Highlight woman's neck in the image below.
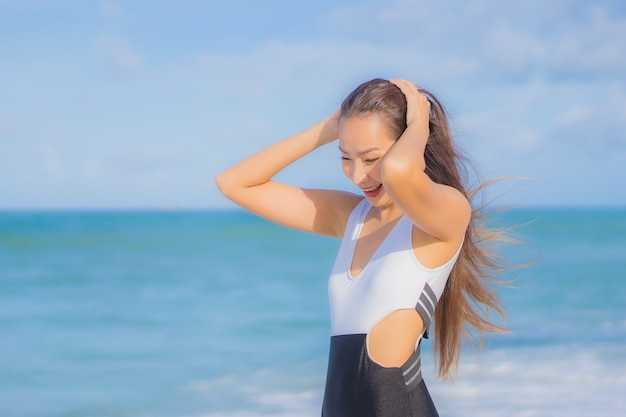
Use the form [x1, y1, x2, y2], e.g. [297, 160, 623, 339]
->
[369, 203, 403, 225]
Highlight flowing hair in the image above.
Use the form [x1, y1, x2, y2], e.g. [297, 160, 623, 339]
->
[340, 78, 513, 378]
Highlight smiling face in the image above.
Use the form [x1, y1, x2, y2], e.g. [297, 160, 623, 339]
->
[338, 115, 397, 207]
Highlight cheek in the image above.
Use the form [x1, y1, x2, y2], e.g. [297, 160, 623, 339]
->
[341, 160, 351, 178]
[370, 162, 383, 179]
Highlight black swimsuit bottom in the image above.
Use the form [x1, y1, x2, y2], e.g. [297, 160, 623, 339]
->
[321, 334, 439, 417]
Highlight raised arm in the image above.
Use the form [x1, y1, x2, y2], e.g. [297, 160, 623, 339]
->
[215, 110, 361, 238]
[381, 79, 471, 244]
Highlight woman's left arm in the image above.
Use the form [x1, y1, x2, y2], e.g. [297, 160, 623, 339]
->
[381, 79, 471, 243]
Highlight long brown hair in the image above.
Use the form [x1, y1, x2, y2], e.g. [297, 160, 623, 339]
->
[341, 78, 511, 378]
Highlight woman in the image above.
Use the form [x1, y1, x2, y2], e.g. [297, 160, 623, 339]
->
[216, 78, 507, 417]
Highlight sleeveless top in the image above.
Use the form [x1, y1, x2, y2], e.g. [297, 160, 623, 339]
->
[322, 199, 462, 417]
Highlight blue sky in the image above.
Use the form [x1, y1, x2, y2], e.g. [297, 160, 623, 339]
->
[1, 0, 625, 209]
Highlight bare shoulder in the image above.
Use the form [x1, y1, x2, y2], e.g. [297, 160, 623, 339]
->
[395, 179, 470, 242]
[445, 184, 472, 233]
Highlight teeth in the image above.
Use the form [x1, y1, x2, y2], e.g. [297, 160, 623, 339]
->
[363, 185, 380, 192]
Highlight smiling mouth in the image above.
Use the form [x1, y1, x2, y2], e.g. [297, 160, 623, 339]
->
[362, 184, 382, 198]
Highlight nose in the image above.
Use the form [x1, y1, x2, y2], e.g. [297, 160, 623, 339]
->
[350, 163, 368, 185]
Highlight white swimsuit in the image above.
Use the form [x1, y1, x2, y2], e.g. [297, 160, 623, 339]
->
[322, 199, 461, 417]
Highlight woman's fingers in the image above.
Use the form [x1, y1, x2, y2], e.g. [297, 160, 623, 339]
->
[390, 78, 418, 95]
[389, 78, 430, 127]
[318, 107, 341, 145]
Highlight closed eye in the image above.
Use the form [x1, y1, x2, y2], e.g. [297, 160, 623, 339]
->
[364, 158, 380, 164]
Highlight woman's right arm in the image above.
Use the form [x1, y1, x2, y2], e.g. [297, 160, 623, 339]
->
[215, 111, 361, 238]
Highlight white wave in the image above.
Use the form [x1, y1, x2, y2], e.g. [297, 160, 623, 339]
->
[426, 344, 626, 417]
[188, 345, 626, 417]
[182, 365, 323, 417]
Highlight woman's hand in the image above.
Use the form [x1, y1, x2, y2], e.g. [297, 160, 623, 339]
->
[389, 79, 430, 132]
[318, 107, 341, 146]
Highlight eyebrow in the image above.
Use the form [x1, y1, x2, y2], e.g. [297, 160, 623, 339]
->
[338, 145, 381, 156]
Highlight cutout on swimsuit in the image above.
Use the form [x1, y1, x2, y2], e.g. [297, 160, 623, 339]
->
[366, 308, 424, 368]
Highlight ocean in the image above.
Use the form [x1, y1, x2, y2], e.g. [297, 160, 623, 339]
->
[0, 208, 624, 417]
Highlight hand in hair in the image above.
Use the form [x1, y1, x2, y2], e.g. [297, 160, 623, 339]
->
[389, 79, 430, 133]
[318, 107, 342, 146]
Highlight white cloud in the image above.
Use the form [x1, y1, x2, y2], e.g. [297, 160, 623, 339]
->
[544, 5, 626, 79]
[146, 0, 625, 207]
[320, 0, 626, 84]
[99, 1, 123, 20]
[97, 34, 142, 77]
[3, 0, 625, 207]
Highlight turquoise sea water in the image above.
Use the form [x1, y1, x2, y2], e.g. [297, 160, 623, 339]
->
[1, 208, 625, 417]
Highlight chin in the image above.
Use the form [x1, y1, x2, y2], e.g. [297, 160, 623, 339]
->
[366, 194, 392, 208]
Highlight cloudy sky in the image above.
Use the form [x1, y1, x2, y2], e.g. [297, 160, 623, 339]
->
[1, 0, 625, 209]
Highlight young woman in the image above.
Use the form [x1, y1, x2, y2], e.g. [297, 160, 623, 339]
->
[216, 78, 507, 417]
